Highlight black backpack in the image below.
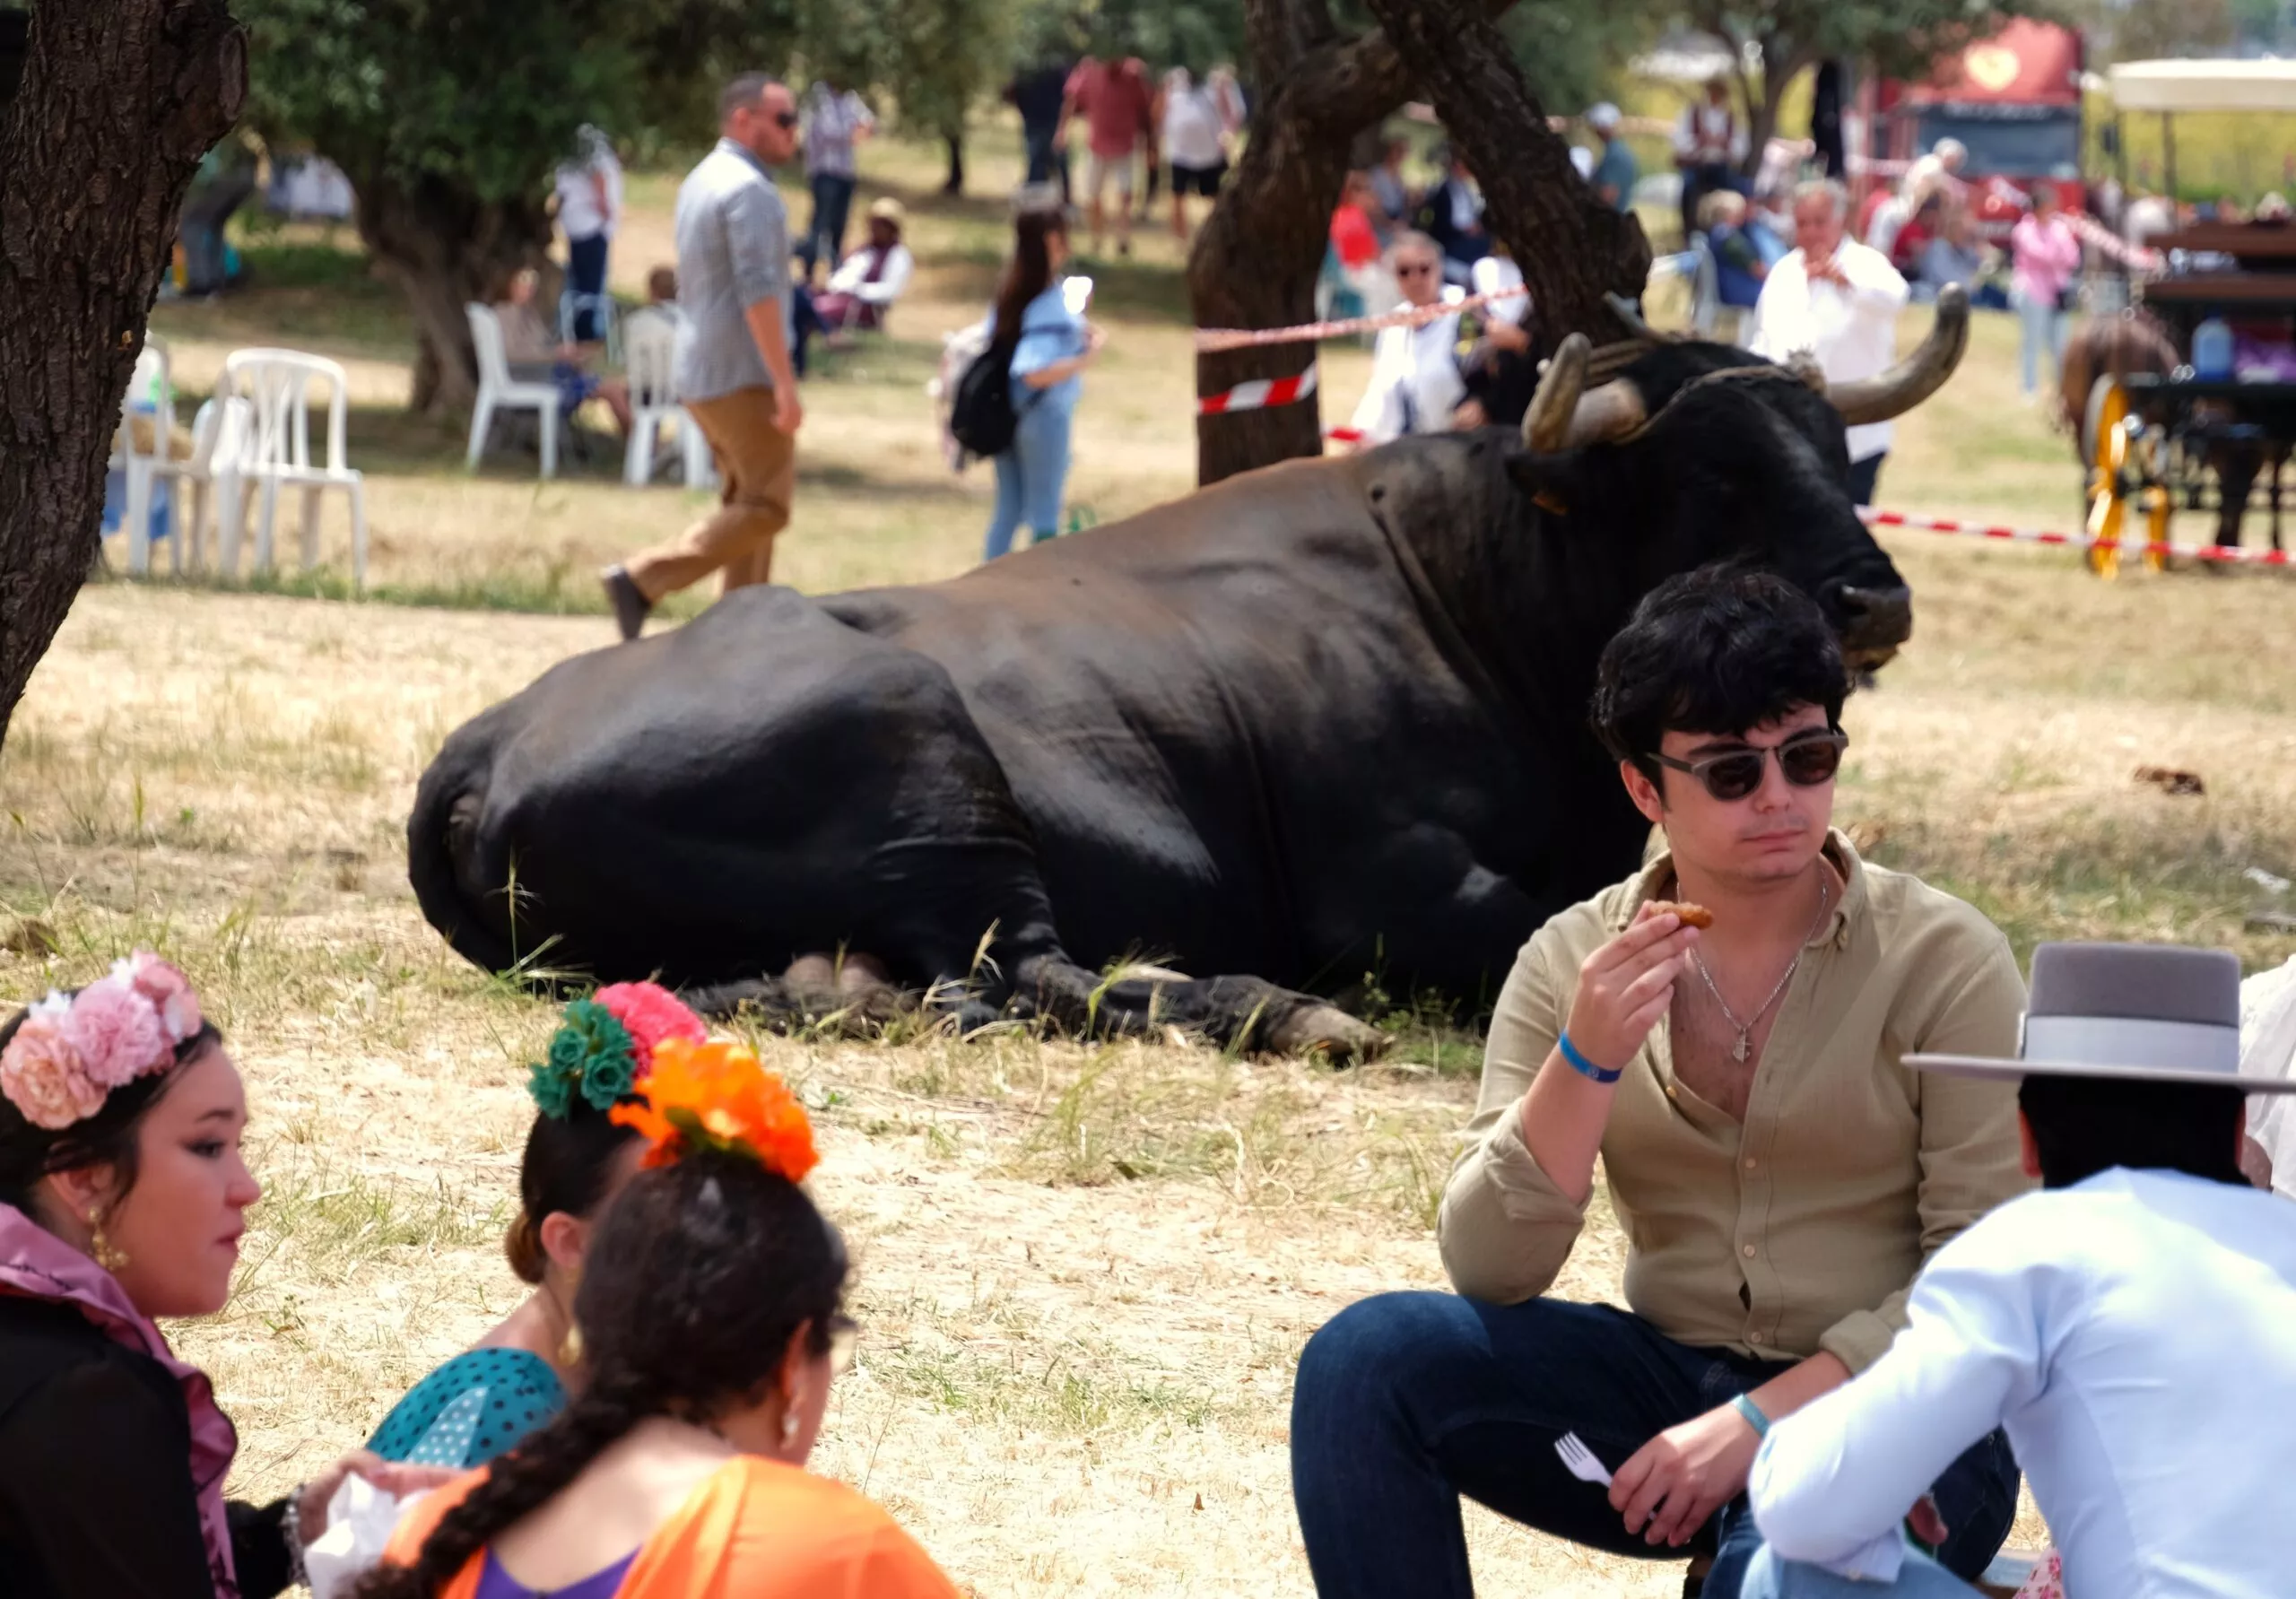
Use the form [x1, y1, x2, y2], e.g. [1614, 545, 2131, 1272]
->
[949, 335, 1022, 458]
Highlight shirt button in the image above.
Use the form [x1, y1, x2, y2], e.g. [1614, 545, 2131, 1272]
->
[1744, 1157, 1759, 1170]
[1742, 1244, 1757, 1258]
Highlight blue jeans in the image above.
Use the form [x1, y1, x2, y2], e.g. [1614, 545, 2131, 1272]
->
[565, 232, 610, 342]
[984, 398, 1072, 561]
[800, 173, 857, 279]
[1744, 1545, 1984, 1598]
[788, 285, 825, 378]
[1024, 126, 1071, 202]
[2017, 292, 2068, 395]
[1290, 1295, 2018, 1599]
[1848, 452, 1885, 508]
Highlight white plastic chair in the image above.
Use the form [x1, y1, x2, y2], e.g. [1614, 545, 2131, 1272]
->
[621, 309, 714, 488]
[217, 348, 368, 587]
[151, 395, 252, 576]
[106, 341, 174, 575]
[465, 303, 560, 479]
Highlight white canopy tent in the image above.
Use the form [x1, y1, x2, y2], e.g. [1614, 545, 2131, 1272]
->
[2109, 58, 2296, 116]
[2103, 58, 2296, 197]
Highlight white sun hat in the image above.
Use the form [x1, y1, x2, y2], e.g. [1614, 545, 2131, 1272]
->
[1909, 943, 2296, 1094]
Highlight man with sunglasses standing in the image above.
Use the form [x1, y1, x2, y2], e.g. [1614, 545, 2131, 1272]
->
[1292, 568, 2030, 1599]
[603, 74, 805, 639]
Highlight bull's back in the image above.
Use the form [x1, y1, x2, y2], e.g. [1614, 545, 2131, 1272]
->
[820, 452, 1532, 981]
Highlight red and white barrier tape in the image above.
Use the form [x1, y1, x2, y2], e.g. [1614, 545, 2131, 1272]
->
[1861, 506, 2292, 566]
[2067, 211, 2164, 275]
[1196, 287, 1527, 353]
[1200, 364, 1318, 415]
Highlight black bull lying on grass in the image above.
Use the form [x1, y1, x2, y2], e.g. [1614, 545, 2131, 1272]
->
[410, 292, 1968, 1057]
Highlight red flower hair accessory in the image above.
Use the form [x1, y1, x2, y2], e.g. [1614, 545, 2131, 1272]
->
[609, 1038, 819, 1182]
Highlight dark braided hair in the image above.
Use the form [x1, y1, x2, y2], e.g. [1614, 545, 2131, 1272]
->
[352, 1149, 848, 1599]
[0, 996, 224, 1222]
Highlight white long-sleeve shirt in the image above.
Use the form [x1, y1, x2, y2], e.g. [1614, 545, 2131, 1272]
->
[824, 242, 913, 307]
[1748, 239, 1909, 465]
[1750, 1169, 2296, 1597]
[1350, 291, 1465, 444]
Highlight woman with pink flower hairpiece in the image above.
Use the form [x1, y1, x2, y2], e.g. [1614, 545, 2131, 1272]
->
[363, 982, 708, 1472]
[0, 952, 450, 1598]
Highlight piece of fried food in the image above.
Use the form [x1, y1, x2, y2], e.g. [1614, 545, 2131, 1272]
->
[1646, 899, 1714, 929]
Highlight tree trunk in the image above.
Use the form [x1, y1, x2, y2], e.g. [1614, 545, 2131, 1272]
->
[1187, 2, 1416, 486]
[942, 130, 964, 196]
[0, 0, 245, 746]
[1743, 38, 1813, 182]
[1361, 0, 1649, 347]
[352, 172, 552, 417]
[1188, 0, 1640, 485]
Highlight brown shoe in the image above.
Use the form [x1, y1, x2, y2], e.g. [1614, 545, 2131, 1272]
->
[601, 565, 651, 641]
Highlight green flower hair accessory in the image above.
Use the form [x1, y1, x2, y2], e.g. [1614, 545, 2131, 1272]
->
[528, 998, 639, 1118]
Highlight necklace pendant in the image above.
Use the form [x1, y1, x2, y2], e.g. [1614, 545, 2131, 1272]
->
[1732, 1032, 1751, 1063]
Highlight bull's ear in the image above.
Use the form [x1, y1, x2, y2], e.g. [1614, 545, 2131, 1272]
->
[1505, 448, 1584, 517]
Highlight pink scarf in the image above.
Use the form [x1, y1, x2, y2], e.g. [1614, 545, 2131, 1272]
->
[0, 1203, 242, 1596]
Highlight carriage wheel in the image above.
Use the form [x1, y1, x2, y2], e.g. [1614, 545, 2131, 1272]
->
[2083, 376, 2133, 579]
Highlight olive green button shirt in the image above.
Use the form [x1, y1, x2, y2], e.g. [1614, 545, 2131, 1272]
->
[1438, 831, 2030, 1374]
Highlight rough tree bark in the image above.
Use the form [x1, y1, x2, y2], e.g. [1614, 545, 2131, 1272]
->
[354, 176, 552, 415]
[1361, 0, 1650, 344]
[1187, 10, 1410, 486]
[1187, 0, 1648, 486]
[0, 0, 246, 746]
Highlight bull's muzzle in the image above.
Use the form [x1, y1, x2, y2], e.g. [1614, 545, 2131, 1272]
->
[1835, 583, 1914, 668]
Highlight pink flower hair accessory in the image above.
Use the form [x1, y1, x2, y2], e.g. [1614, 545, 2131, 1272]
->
[112, 952, 203, 1046]
[2, 952, 204, 1131]
[593, 982, 708, 1064]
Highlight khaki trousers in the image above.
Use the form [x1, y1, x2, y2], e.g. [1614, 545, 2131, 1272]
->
[626, 386, 796, 600]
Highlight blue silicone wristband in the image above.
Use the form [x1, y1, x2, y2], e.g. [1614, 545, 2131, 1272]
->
[1731, 1392, 1772, 1439]
[1556, 1030, 1622, 1084]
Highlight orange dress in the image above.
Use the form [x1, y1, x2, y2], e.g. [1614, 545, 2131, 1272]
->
[384, 1455, 961, 1599]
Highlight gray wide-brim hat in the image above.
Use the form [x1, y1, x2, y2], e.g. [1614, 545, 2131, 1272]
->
[1909, 942, 2296, 1093]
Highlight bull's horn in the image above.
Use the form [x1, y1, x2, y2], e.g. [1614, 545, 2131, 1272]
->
[1523, 334, 1589, 451]
[1605, 291, 1664, 343]
[1521, 333, 1648, 452]
[1824, 282, 1970, 425]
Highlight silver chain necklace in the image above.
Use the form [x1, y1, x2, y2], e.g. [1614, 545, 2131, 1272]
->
[1688, 877, 1833, 1064]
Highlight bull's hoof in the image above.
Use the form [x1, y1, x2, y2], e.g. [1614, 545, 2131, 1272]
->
[1266, 1004, 1387, 1066]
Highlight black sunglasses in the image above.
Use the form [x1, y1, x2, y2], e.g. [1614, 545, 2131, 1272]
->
[773, 110, 800, 130]
[1647, 729, 1848, 802]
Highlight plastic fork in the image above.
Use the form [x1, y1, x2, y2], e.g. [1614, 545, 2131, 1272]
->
[1553, 1430, 1613, 1488]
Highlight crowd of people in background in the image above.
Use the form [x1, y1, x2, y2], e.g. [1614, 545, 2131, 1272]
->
[515, 55, 2296, 588]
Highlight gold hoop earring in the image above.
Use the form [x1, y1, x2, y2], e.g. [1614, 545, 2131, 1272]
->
[88, 1208, 130, 1273]
[778, 1403, 800, 1447]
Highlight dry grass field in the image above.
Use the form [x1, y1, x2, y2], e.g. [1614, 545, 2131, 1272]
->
[5, 124, 2292, 1596]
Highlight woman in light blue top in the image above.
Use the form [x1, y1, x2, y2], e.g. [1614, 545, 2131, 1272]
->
[982, 204, 1104, 561]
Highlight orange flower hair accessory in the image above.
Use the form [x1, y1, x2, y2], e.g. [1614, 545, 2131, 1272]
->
[609, 1037, 819, 1182]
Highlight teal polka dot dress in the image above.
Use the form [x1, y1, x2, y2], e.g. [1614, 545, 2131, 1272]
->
[367, 1348, 567, 1468]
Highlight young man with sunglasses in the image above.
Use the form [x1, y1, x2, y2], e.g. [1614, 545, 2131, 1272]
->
[603, 74, 806, 639]
[1291, 568, 2030, 1599]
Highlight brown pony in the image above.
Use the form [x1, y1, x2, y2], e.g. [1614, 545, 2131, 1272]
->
[2058, 311, 2283, 551]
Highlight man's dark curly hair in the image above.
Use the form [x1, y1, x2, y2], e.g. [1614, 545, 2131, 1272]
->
[1589, 564, 1848, 788]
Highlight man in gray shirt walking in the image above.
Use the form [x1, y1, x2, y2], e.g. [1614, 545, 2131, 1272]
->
[604, 74, 804, 638]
